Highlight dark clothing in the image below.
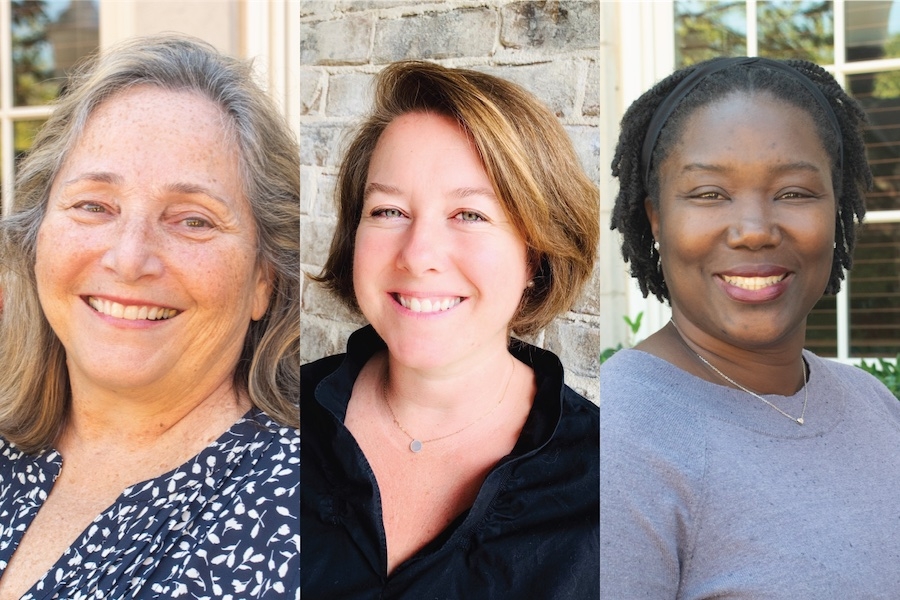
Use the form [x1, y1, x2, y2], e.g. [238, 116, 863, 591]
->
[0, 410, 300, 599]
[301, 326, 598, 600]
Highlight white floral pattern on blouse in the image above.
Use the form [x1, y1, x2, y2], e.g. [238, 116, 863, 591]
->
[0, 409, 299, 599]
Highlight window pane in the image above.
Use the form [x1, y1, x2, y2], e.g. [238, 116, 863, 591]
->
[12, 0, 99, 107]
[807, 294, 837, 357]
[757, 1, 833, 63]
[847, 71, 900, 211]
[675, 0, 747, 68]
[13, 119, 45, 172]
[849, 222, 900, 356]
[847, 0, 900, 62]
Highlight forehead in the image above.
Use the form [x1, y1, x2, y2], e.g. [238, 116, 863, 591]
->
[371, 112, 473, 160]
[670, 91, 830, 164]
[61, 85, 239, 178]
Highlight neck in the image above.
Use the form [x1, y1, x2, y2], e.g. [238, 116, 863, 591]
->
[381, 341, 517, 428]
[668, 313, 807, 396]
[60, 372, 249, 452]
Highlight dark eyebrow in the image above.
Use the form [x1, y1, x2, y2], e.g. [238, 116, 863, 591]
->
[682, 161, 823, 175]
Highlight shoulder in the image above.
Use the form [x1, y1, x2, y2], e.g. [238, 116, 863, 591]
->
[215, 410, 299, 491]
[560, 384, 599, 432]
[804, 351, 900, 420]
[806, 351, 890, 392]
[301, 353, 346, 395]
[600, 350, 709, 595]
[601, 349, 706, 442]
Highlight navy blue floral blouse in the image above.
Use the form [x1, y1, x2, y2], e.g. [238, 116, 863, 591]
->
[0, 409, 299, 599]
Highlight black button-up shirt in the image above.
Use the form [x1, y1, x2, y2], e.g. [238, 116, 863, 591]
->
[301, 326, 598, 599]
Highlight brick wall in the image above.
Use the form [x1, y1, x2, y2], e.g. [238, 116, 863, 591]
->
[299, 0, 600, 402]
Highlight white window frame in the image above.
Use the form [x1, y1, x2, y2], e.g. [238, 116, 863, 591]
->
[241, 0, 300, 140]
[615, 0, 900, 361]
[0, 0, 55, 217]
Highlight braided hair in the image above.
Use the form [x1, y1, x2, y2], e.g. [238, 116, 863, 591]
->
[610, 58, 872, 303]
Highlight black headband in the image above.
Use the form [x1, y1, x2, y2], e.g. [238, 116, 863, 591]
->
[640, 56, 844, 187]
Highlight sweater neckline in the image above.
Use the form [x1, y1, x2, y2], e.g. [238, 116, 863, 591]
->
[615, 348, 846, 438]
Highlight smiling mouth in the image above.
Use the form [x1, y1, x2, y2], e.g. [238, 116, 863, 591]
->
[720, 274, 787, 291]
[394, 294, 463, 314]
[87, 297, 179, 321]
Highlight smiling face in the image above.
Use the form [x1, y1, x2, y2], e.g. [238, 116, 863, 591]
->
[352, 112, 530, 373]
[35, 85, 271, 396]
[648, 91, 836, 351]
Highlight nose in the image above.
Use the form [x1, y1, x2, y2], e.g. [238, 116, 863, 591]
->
[726, 196, 783, 250]
[395, 215, 448, 276]
[99, 215, 165, 281]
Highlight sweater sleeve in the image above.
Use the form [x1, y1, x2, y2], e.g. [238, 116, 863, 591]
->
[600, 351, 708, 599]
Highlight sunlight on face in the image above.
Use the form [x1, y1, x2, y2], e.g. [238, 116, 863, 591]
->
[35, 85, 271, 396]
[353, 112, 530, 373]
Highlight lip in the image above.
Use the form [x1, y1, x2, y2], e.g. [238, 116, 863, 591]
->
[83, 295, 181, 323]
[390, 291, 466, 316]
[714, 267, 793, 303]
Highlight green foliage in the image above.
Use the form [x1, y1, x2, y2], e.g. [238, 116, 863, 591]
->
[600, 312, 643, 365]
[674, 0, 833, 68]
[857, 356, 900, 401]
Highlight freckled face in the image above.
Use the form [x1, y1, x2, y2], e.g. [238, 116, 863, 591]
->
[35, 86, 271, 395]
[352, 112, 530, 373]
[648, 92, 836, 351]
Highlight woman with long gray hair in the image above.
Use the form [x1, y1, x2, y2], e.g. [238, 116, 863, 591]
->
[0, 35, 299, 598]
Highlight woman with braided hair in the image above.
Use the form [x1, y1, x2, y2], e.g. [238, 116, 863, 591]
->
[601, 57, 900, 597]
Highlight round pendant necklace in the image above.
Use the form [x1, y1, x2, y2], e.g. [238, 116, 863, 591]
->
[382, 356, 515, 453]
[670, 319, 809, 425]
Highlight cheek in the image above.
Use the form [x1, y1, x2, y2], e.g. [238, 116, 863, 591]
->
[465, 234, 529, 297]
[34, 218, 81, 296]
[351, 229, 379, 296]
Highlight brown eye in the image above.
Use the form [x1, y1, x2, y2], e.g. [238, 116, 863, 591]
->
[184, 217, 213, 228]
[77, 202, 106, 213]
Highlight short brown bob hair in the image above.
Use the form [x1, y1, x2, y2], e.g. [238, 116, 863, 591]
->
[315, 61, 599, 337]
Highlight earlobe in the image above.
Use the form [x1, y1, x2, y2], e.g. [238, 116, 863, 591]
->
[645, 197, 661, 241]
[251, 263, 274, 321]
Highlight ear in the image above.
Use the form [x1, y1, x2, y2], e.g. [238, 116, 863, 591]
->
[251, 262, 275, 321]
[645, 196, 661, 241]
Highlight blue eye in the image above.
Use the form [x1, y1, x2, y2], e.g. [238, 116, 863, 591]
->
[456, 210, 486, 222]
[372, 208, 404, 218]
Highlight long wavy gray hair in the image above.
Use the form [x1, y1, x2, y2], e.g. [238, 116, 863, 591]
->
[0, 34, 300, 453]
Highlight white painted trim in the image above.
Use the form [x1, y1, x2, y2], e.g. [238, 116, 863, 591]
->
[242, 0, 298, 138]
[746, 0, 758, 57]
[98, 0, 137, 48]
[618, 1, 676, 341]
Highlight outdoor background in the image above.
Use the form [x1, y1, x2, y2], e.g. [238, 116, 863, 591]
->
[299, 0, 601, 402]
[0, 0, 295, 215]
[602, 0, 900, 365]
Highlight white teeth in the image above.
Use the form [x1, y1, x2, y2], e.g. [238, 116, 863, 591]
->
[397, 294, 462, 313]
[88, 297, 178, 321]
[722, 275, 785, 291]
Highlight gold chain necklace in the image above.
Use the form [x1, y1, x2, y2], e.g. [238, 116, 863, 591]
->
[670, 319, 808, 425]
[382, 357, 515, 453]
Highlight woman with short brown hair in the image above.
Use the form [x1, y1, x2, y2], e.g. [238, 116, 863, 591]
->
[302, 61, 599, 598]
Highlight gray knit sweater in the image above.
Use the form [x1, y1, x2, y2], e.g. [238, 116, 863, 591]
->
[600, 348, 900, 599]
